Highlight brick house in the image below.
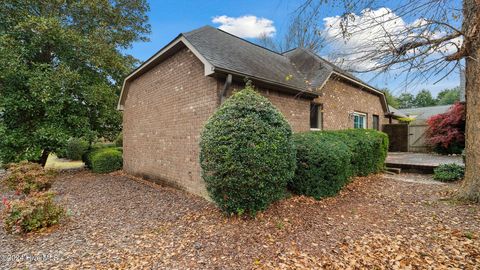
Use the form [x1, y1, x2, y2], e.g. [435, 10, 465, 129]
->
[118, 26, 390, 197]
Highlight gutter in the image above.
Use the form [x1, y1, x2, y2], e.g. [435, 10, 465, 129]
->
[213, 67, 319, 98]
[219, 74, 232, 104]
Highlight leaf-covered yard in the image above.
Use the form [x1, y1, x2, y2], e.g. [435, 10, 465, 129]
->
[1, 171, 479, 269]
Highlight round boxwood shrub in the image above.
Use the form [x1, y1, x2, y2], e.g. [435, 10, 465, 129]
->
[289, 132, 353, 199]
[200, 85, 296, 215]
[65, 137, 89, 160]
[90, 148, 123, 173]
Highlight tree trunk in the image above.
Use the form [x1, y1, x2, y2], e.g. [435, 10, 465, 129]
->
[38, 150, 50, 168]
[458, 0, 480, 202]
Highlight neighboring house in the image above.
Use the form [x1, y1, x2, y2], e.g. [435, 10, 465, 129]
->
[399, 105, 452, 152]
[118, 26, 389, 197]
[400, 105, 451, 125]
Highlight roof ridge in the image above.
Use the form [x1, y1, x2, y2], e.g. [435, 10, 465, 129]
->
[401, 104, 452, 110]
[208, 26, 287, 58]
[181, 25, 213, 36]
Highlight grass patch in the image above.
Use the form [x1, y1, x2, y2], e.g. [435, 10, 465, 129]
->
[45, 153, 84, 170]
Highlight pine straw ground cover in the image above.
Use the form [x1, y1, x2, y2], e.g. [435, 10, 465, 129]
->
[0, 171, 479, 269]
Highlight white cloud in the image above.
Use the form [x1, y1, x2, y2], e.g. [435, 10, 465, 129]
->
[212, 15, 276, 38]
[322, 7, 463, 71]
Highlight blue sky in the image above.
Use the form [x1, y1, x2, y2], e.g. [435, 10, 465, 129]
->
[125, 0, 461, 97]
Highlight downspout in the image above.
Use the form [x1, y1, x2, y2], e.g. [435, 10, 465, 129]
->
[219, 74, 232, 104]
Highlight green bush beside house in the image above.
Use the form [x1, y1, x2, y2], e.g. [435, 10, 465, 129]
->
[290, 129, 388, 199]
[200, 85, 296, 216]
[290, 132, 353, 199]
[90, 148, 123, 173]
[199, 84, 389, 215]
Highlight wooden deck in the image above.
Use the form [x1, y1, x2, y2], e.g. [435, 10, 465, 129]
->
[386, 152, 463, 173]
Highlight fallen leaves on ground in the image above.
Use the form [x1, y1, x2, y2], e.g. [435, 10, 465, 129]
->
[0, 171, 478, 269]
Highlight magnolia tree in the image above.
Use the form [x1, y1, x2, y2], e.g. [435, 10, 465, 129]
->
[297, 0, 479, 201]
[0, 1, 150, 165]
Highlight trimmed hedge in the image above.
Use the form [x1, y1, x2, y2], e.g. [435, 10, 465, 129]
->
[320, 129, 388, 176]
[82, 143, 122, 169]
[290, 133, 352, 199]
[90, 148, 123, 173]
[290, 129, 388, 199]
[65, 138, 89, 160]
[200, 86, 296, 215]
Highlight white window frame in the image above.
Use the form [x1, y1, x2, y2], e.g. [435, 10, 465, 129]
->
[353, 112, 367, 129]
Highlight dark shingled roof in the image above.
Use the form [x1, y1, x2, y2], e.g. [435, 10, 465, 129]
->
[119, 26, 388, 111]
[283, 48, 333, 89]
[183, 26, 381, 94]
[183, 26, 308, 91]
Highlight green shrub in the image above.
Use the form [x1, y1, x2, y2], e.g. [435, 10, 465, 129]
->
[55, 148, 68, 159]
[290, 132, 352, 199]
[82, 143, 116, 169]
[434, 163, 465, 182]
[4, 161, 57, 195]
[288, 129, 388, 199]
[115, 132, 123, 147]
[2, 192, 65, 234]
[200, 85, 296, 215]
[90, 148, 123, 173]
[320, 129, 388, 176]
[65, 138, 89, 160]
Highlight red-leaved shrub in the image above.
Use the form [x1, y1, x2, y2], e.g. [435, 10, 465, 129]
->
[426, 102, 465, 154]
[2, 192, 65, 234]
[4, 161, 57, 195]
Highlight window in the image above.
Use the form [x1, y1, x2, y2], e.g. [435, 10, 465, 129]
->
[310, 103, 323, 129]
[372, 115, 380, 130]
[353, 112, 367, 129]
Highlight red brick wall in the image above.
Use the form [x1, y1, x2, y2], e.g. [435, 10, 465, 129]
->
[226, 83, 312, 132]
[314, 75, 386, 130]
[122, 49, 388, 198]
[122, 46, 218, 197]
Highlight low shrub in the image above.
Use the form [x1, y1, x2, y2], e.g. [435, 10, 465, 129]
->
[83, 144, 123, 169]
[65, 138, 89, 160]
[4, 161, 57, 195]
[290, 133, 352, 199]
[2, 192, 65, 234]
[115, 132, 123, 147]
[434, 163, 465, 182]
[200, 85, 296, 215]
[90, 148, 123, 173]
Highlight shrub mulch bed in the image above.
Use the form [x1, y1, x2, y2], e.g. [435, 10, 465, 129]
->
[1, 171, 479, 269]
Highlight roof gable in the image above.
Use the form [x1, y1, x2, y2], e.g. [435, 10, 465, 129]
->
[183, 26, 308, 91]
